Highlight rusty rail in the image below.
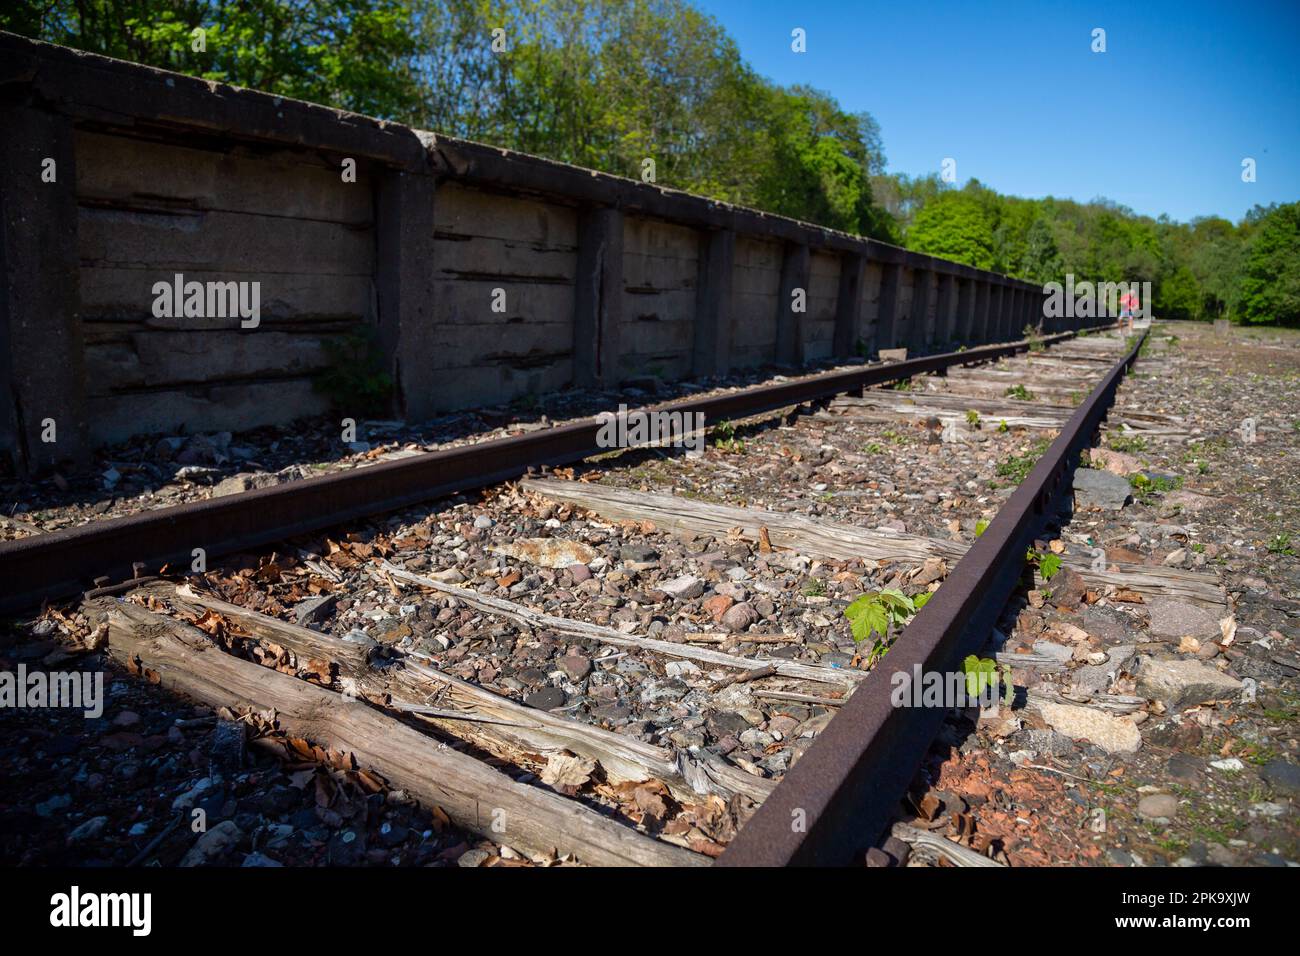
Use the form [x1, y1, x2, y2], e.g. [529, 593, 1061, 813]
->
[0, 333, 1092, 616]
[717, 329, 1145, 866]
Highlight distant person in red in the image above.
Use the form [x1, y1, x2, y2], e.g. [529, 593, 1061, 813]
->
[1118, 289, 1139, 333]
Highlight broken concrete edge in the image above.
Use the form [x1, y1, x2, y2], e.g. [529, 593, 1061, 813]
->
[0, 30, 1038, 291]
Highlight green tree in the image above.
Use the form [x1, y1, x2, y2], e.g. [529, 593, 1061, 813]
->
[1188, 217, 1243, 319]
[1238, 203, 1300, 326]
[905, 191, 996, 270]
[1158, 265, 1201, 321]
[2, 0, 421, 119]
[1020, 216, 1063, 285]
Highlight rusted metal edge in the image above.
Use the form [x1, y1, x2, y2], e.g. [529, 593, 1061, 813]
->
[717, 329, 1146, 867]
[0, 330, 1098, 615]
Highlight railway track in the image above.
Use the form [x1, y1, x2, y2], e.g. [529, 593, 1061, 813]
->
[7, 326, 1172, 866]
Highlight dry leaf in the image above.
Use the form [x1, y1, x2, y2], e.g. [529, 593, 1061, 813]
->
[541, 752, 597, 789]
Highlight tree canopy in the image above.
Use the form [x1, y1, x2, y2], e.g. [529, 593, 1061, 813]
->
[4, 0, 1295, 324]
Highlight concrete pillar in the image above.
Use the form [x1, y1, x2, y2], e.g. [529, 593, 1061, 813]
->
[906, 269, 930, 355]
[693, 229, 735, 378]
[573, 207, 624, 387]
[775, 242, 810, 365]
[935, 272, 957, 346]
[974, 281, 991, 344]
[833, 252, 865, 360]
[875, 262, 901, 352]
[1026, 286, 1040, 334]
[0, 104, 89, 473]
[982, 283, 993, 343]
[955, 278, 974, 344]
[377, 169, 439, 420]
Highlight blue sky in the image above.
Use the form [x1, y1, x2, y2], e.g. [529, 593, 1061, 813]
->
[692, 0, 1299, 223]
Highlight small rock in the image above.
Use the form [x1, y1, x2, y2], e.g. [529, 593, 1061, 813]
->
[1260, 759, 1300, 796]
[1206, 843, 1240, 867]
[1072, 644, 1136, 694]
[1021, 729, 1076, 756]
[35, 794, 72, 818]
[473, 515, 495, 530]
[1037, 702, 1141, 754]
[1048, 566, 1088, 609]
[1073, 468, 1131, 510]
[524, 687, 566, 710]
[213, 472, 281, 497]
[568, 563, 592, 583]
[592, 703, 631, 722]
[1136, 794, 1179, 822]
[618, 544, 658, 563]
[721, 602, 759, 632]
[1209, 757, 1245, 772]
[703, 594, 735, 622]
[665, 660, 700, 678]
[1166, 754, 1200, 782]
[640, 679, 688, 704]
[458, 848, 490, 868]
[327, 828, 367, 865]
[67, 816, 108, 843]
[490, 538, 599, 569]
[706, 711, 750, 738]
[377, 820, 410, 848]
[172, 776, 218, 811]
[180, 820, 243, 866]
[1089, 448, 1141, 476]
[1147, 597, 1223, 641]
[1135, 657, 1243, 709]
[294, 594, 338, 626]
[658, 574, 704, 600]
[1031, 640, 1074, 663]
[241, 851, 284, 867]
[557, 653, 591, 682]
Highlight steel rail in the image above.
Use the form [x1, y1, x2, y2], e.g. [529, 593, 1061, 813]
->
[717, 329, 1145, 866]
[0, 331, 1094, 615]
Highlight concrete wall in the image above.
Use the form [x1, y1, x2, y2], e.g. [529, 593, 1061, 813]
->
[74, 130, 375, 443]
[0, 33, 1098, 473]
[430, 182, 577, 408]
[620, 217, 699, 381]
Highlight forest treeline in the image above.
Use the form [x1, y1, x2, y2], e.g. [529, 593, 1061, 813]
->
[5, 0, 1296, 325]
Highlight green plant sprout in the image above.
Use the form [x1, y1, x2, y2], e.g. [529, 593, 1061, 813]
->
[1005, 384, 1034, 401]
[844, 588, 933, 666]
[961, 655, 1014, 708]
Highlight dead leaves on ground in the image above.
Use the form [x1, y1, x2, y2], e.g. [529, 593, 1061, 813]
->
[540, 752, 597, 791]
